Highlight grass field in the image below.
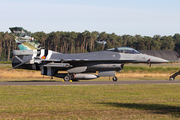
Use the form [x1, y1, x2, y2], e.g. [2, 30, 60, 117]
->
[0, 64, 180, 119]
[0, 84, 180, 119]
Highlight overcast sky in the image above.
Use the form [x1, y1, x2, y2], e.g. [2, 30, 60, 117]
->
[0, 0, 180, 36]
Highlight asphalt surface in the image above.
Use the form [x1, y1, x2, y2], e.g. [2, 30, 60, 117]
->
[0, 80, 180, 86]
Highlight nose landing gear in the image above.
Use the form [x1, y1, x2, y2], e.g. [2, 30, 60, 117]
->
[112, 76, 117, 82]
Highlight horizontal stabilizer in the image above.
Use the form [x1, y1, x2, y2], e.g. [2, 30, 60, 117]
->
[8, 59, 31, 71]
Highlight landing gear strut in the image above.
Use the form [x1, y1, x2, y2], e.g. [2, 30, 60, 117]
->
[50, 76, 53, 81]
[112, 76, 117, 82]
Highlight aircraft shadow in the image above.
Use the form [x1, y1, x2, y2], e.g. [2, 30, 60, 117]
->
[97, 102, 180, 118]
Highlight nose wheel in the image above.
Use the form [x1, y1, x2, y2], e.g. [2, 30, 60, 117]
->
[112, 76, 117, 82]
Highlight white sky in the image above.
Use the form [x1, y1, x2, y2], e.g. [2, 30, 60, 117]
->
[0, 0, 180, 36]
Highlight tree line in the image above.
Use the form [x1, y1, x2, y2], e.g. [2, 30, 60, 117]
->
[0, 30, 180, 61]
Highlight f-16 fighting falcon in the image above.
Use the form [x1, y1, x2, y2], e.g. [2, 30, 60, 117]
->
[9, 27, 169, 82]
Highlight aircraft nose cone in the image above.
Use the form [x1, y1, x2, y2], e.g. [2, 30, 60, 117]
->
[148, 55, 169, 63]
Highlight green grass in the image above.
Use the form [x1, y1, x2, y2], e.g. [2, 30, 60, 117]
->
[0, 84, 180, 119]
[0, 64, 180, 119]
[0, 64, 11, 68]
[123, 64, 180, 73]
[0, 61, 12, 64]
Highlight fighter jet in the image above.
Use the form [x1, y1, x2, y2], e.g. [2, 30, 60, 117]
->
[9, 27, 169, 82]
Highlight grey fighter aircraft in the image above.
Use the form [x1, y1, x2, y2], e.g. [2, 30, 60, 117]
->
[9, 27, 169, 82]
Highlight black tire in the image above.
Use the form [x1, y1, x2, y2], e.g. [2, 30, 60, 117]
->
[64, 75, 71, 82]
[169, 77, 174, 81]
[112, 76, 117, 82]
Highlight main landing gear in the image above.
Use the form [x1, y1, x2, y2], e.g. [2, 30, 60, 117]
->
[112, 76, 117, 82]
[64, 75, 71, 82]
[63, 74, 74, 82]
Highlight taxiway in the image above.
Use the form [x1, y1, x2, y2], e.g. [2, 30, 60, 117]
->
[0, 80, 180, 86]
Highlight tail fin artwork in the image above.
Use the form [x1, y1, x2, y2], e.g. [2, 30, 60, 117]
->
[9, 27, 41, 50]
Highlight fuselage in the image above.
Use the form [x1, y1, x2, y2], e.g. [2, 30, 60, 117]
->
[12, 48, 169, 71]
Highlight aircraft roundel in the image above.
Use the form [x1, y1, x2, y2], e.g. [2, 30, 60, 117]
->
[41, 56, 46, 59]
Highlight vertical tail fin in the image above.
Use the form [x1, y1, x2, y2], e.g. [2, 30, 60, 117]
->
[9, 27, 41, 50]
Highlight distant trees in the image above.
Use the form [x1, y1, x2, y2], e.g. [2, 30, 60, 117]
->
[0, 30, 180, 60]
[0, 32, 14, 61]
[173, 34, 180, 55]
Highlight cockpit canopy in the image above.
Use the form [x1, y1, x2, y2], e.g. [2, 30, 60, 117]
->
[106, 47, 141, 54]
